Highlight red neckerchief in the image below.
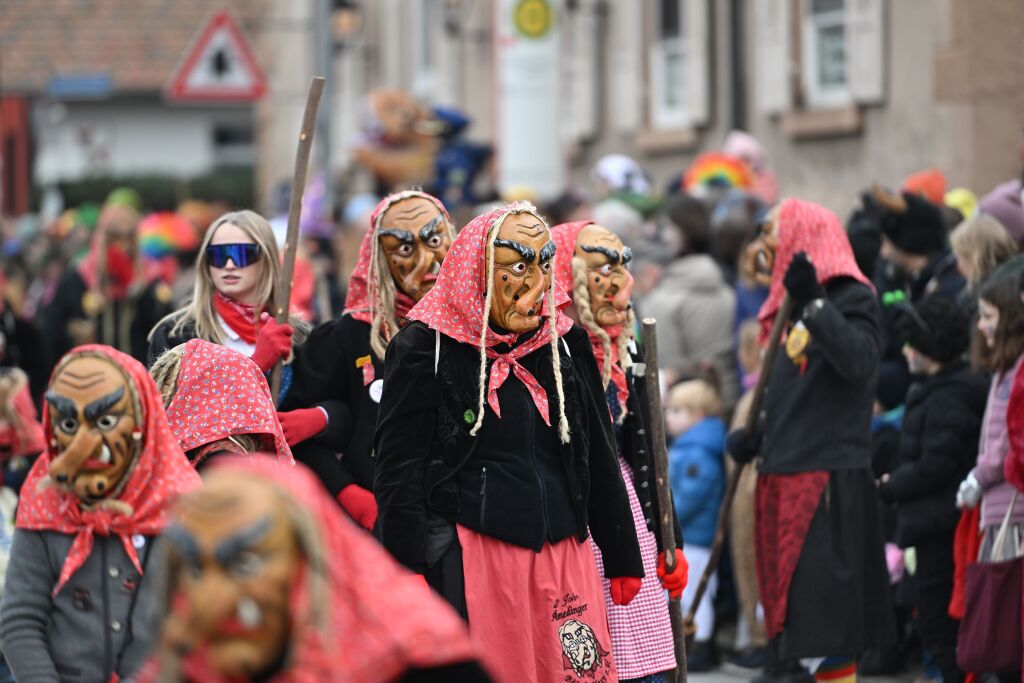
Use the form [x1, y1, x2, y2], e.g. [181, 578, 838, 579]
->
[132, 458, 479, 683]
[78, 244, 135, 300]
[343, 191, 452, 326]
[16, 345, 201, 596]
[165, 340, 293, 465]
[408, 204, 574, 425]
[589, 325, 629, 413]
[213, 292, 263, 344]
[758, 198, 874, 343]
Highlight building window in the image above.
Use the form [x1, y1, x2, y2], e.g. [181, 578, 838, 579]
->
[802, 0, 850, 108]
[649, 0, 687, 129]
[213, 123, 255, 166]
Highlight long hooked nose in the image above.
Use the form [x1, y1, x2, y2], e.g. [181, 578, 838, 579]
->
[608, 271, 635, 311]
[402, 248, 435, 294]
[515, 270, 547, 317]
[49, 428, 102, 485]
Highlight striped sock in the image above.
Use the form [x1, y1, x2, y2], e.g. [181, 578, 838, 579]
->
[814, 656, 857, 683]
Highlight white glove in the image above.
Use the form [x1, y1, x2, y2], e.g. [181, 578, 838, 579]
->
[956, 473, 982, 509]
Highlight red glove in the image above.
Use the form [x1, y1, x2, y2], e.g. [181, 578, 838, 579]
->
[337, 484, 378, 530]
[277, 408, 327, 446]
[657, 548, 689, 600]
[609, 577, 642, 606]
[250, 313, 294, 372]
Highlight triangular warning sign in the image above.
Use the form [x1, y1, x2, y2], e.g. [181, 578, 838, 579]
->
[166, 10, 267, 102]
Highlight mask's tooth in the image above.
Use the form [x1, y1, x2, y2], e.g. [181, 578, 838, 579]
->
[237, 597, 262, 629]
[99, 444, 112, 464]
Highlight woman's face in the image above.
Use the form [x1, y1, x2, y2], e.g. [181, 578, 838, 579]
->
[208, 223, 263, 305]
[978, 298, 1000, 348]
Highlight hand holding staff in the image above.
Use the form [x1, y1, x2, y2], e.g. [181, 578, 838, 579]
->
[641, 318, 688, 683]
[270, 76, 325, 403]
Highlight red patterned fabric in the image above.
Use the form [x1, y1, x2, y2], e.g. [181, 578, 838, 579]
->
[164, 339, 293, 465]
[755, 470, 830, 638]
[343, 190, 451, 326]
[16, 345, 201, 596]
[408, 203, 574, 426]
[134, 458, 480, 683]
[758, 199, 873, 341]
[551, 221, 630, 419]
[213, 291, 263, 344]
[0, 378, 45, 458]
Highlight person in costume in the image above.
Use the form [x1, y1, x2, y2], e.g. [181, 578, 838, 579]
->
[136, 457, 491, 683]
[550, 219, 686, 682]
[150, 339, 294, 468]
[280, 190, 454, 527]
[374, 202, 644, 682]
[727, 199, 894, 683]
[0, 367, 45, 493]
[0, 345, 201, 682]
[42, 193, 176, 369]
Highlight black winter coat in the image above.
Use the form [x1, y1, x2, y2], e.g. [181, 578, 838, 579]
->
[759, 278, 884, 474]
[374, 321, 643, 579]
[878, 364, 988, 546]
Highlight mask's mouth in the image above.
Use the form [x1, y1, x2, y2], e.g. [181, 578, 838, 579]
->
[81, 444, 114, 471]
[216, 598, 264, 638]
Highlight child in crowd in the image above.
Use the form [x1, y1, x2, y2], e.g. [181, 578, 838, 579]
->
[878, 297, 987, 683]
[665, 379, 727, 671]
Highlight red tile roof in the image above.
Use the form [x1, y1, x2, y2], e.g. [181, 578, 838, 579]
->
[0, 0, 268, 94]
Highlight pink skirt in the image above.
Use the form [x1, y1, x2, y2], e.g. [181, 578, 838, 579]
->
[591, 456, 676, 678]
[457, 525, 619, 682]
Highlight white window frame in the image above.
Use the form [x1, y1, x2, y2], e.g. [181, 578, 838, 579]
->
[649, 0, 688, 130]
[410, 0, 439, 102]
[802, 0, 852, 109]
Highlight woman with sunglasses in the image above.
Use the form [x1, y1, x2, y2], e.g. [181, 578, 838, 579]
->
[147, 210, 303, 384]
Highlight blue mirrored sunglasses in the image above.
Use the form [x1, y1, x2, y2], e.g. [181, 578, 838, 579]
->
[206, 243, 262, 269]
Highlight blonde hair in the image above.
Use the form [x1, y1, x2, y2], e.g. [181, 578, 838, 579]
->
[367, 191, 456, 359]
[469, 202, 570, 444]
[950, 213, 1018, 287]
[667, 379, 723, 418]
[150, 210, 307, 345]
[570, 254, 634, 421]
[149, 344, 186, 408]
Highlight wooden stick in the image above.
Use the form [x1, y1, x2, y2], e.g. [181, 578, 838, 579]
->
[685, 293, 795, 626]
[270, 76, 325, 403]
[641, 318, 688, 683]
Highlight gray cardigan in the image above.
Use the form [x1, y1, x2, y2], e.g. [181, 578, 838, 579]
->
[0, 529, 163, 682]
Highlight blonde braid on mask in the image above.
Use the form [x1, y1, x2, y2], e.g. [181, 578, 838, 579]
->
[571, 256, 612, 386]
[549, 282, 570, 444]
[470, 224, 499, 437]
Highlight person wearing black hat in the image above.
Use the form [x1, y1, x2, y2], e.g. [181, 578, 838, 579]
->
[877, 296, 988, 683]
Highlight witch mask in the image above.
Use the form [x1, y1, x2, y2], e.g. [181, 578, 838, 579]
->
[377, 195, 453, 301]
[162, 471, 301, 680]
[744, 207, 779, 287]
[489, 211, 556, 333]
[573, 224, 634, 328]
[45, 353, 142, 504]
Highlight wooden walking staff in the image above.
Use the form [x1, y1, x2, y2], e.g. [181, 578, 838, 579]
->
[684, 293, 795, 629]
[640, 318, 688, 683]
[270, 76, 325, 403]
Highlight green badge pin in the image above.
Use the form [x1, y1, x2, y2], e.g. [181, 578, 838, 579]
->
[463, 409, 475, 424]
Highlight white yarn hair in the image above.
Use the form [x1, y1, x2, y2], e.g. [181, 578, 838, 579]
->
[367, 190, 456, 360]
[469, 202, 570, 444]
[571, 255, 634, 423]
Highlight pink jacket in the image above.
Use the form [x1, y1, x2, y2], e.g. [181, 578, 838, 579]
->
[973, 354, 1024, 529]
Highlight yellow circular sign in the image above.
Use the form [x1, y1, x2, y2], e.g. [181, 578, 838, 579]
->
[514, 0, 554, 39]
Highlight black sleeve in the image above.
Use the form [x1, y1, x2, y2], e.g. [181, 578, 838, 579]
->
[285, 320, 357, 450]
[803, 281, 883, 384]
[879, 394, 979, 503]
[373, 325, 437, 572]
[397, 661, 493, 682]
[571, 332, 644, 579]
[146, 317, 182, 367]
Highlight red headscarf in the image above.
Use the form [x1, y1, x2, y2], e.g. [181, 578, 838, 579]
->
[343, 190, 453, 325]
[408, 203, 574, 428]
[0, 371, 45, 458]
[757, 198, 873, 341]
[164, 340, 294, 465]
[550, 221, 631, 414]
[16, 345, 201, 596]
[136, 458, 480, 683]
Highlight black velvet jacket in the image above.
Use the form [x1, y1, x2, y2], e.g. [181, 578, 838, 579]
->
[759, 278, 884, 474]
[374, 321, 643, 579]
